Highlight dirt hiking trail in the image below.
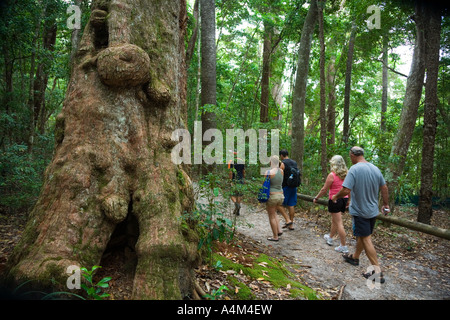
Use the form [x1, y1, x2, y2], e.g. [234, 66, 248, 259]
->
[231, 200, 450, 300]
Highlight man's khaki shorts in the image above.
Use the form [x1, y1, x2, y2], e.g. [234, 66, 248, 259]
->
[266, 193, 284, 207]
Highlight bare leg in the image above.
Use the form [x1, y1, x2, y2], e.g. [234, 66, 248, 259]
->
[278, 205, 291, 225]
[353, 236, 364, 259]
[267, 206, 281, 239]
[288, 206, 295, 222]
[329, 212, 337, 238]
[331, 212, 346, 246]
[360, 235, 379, 267]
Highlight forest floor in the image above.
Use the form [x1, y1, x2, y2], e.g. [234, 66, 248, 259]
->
[192, 184, 450, 300]
[0, 191, 449, 300]
[228, 200, 450, 300]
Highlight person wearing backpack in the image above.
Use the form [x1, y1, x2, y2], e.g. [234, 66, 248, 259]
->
[279, 149, 300, 230]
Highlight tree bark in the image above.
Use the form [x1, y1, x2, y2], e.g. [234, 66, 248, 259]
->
[200, 0, 217, 135]
[380, 36, 388, 132]
[387, 2, 426, 211]
[260, 20, 272, 123]
[291, 0, 318, 171]
[326, 53, 336, 148]
[342, 21, 357, 146]
[318, 0, 327, 180]
[5, 0, 198, 300]
[418, 6, 441, 224]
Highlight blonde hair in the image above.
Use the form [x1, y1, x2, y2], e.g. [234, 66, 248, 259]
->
[270, 155, 280, 168]
[330, 155, 348, 180]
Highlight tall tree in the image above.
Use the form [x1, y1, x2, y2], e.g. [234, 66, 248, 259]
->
[418, 5, 442, 224]
[200, 0, 217, 151]
[387, 1, 426, 210]
[318, 0, 327, 180]
[260, 19, 272, 123]
[291, 0, 318, 170]
[326, 46, 337, 148]
[4, 0, 198, 299]
[380, 36, 389, 131]
[33, 0, 58, 135]
[342, 21, 357, 146]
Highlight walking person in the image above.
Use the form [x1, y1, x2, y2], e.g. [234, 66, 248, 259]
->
[265, 155, 286, 242]
[332, 146, 390, 283]
[228, 152, 245, 215]
[279, 149, 299, 230]
[313, 155, 349, 253]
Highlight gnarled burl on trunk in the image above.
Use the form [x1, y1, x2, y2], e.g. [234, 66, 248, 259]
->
[3, 0, 200, 299]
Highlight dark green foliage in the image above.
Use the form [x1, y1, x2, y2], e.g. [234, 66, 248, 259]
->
[0, 0, 448, 216]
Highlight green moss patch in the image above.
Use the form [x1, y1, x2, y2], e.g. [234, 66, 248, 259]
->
[211, 252, 320, 300]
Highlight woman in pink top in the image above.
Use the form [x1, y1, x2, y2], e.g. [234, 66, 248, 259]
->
[313, 155, 350, 253]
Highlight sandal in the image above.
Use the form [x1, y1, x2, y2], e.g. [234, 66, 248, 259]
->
[363, 270, 385, 284]
[267, 237, 279, 242]
[342, 253, 359, 266]
[282, 222, 293, 229]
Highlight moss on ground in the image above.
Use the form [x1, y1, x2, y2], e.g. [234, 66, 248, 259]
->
[211, 252, 320, 300]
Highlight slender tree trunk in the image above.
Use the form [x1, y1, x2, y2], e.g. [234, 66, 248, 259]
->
[200, 0, 216, 119]
[291, 0, 318, 171]
[2, 44, 13, 149]
[5, 0, 198, 300]
[387, 2, 426, 211]
[342, 21, 357, 146]
[34, 8, 58, 134]
[200, 0, 217, 173]
[318, 0, 327, 180]
[70, 0, 83, 69]
[27, 2, 46, 154]
[326, 53, 336, 148]
[380, 36, 389, 131]
[186, 0, 199, 66]
[260, 20, 272, 123]
[418, 6, 441, 224]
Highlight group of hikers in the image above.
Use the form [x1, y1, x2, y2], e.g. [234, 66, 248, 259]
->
[228, 146, 390, 283]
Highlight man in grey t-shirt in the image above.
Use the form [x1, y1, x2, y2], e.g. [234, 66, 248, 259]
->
[332, 146, 390, 283]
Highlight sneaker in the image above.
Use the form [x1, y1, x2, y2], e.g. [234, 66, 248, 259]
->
[324, 234, 333, 246]
[343, 253, 359, 266]
[335, 245, 349, 253]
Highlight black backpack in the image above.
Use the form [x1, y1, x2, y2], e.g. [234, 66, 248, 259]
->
[286, 166, 301, 188]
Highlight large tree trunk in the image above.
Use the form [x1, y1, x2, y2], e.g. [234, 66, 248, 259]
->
[4, 0, 199, 300]
[387, 2, 426, 211]
[418, 6, 441, 224]
[291, 0, 318, 171]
